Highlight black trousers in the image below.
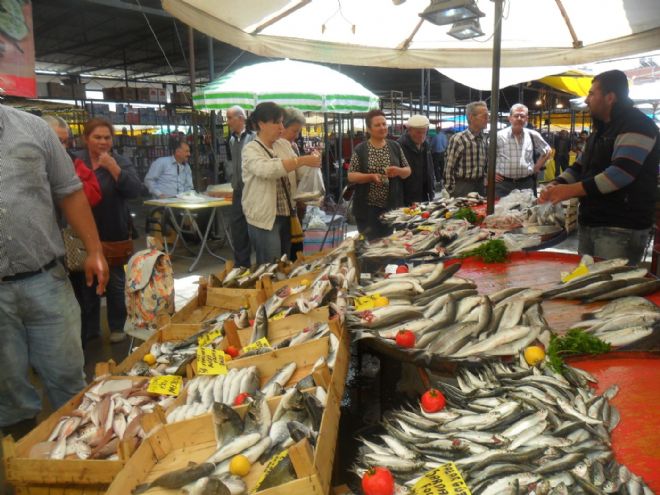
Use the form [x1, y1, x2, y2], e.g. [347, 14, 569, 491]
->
[356, 205, 393, 241]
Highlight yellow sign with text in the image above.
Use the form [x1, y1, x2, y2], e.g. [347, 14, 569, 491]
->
[196, 346, 228, 375]
[242, 337, 271, 354]
[147, 375, 183, 396]
[198, 328, 223, 346]
[355, 293, 389, 312]
[410, 462, 472, 495]
[252, 449, 289, 493]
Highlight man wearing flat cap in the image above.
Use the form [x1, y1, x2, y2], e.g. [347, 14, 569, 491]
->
[540, 69, 659, 265]
[398, 114, 435, 205]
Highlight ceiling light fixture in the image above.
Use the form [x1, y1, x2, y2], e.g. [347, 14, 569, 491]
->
[447, 18, 484, 39]
[535, 99, 543, 106]
[419, 0, 484, 26]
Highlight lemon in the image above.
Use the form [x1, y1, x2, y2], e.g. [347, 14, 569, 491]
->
[229, 454, 251, 477]
[524, 346, 545, 366]
[300, 279, 310, 286]
[374, 296, 389, 307]
[143, 353, 157, 366]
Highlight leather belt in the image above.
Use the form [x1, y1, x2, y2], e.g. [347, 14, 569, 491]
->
[501, 175, 534, 183]
[1, 259, 58, 282]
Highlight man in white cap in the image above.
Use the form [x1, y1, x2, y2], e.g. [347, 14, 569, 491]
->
[398, 114, 435, 205]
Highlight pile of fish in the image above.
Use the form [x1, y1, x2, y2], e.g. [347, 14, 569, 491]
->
[135, 386, 326, 494]
[353, 358, 655, 494]
[29, 379, 174, 460]
[165, 357, 330, 425]
[349, 262, 555, 363]
[379, 193, 484, 230]
[541, 257, 660, 303]
[571, 296, 660, 348]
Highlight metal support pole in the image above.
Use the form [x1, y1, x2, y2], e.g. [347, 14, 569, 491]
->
[208, 36, 218, 184]
[323, 113, 330, 188]
[420, 68, 425, 114]
[486, 0, 503, 215]
[188, 26, 202, 190]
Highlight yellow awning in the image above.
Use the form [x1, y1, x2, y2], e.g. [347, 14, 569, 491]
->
[540, 70, 594, 97]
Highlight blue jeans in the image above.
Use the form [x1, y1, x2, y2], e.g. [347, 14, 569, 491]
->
[0, 261, 86, 426]
[247, 216, 291, 264]
[230, 187, 252, 267]
[578, 224, 652, 266]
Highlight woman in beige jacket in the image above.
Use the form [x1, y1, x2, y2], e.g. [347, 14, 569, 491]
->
[241, 102, 321, 263]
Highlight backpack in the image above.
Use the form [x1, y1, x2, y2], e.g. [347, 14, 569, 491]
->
[124, 245, 175, 336]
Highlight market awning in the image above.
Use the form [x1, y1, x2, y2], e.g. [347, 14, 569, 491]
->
[193, 59, 379, 113]
[540, 70, 595, 97]
[162, 0, 660, 69]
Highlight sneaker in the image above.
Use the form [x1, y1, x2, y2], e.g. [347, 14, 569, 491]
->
[109, 331, 127, 343]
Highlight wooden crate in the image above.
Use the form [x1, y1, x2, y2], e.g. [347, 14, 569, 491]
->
[106, 320, 350, 495]
[206, 263, 267, 318]
[562, 198, 578, 233]
[96, 323, 204, 377]
[259, 268, 322, 298]
[2, 377, 151, 494]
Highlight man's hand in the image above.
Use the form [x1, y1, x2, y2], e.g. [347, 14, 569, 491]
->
[539, 182, 584, 204]
[85, 250, 109, 295]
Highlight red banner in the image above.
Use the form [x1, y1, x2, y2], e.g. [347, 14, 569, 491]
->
[0, 0, 36, 98]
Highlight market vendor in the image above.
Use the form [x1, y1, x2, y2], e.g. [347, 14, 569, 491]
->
[144, 140, 194, 198]
[398, 114, 435, 205]
[540, 70, 659, 265]
[495, 103, 552, 199]
[0, 105, 108, 440]
[348, 109, 411, 240]
[241, 102, 321, 263]
[443, 101, 489, 197]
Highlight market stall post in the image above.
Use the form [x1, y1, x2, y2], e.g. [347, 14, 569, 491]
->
[188, 26, 202, 190]
[486, 0, 504, 215]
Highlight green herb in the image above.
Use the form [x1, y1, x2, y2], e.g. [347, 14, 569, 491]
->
[547, 328, 611, 374]
[459, 239, 508, 263]
[452, 207, 478, 224]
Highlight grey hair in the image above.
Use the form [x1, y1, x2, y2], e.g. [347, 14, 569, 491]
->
[466, 101, 488, 116]
[283, 107, 306, 128]
[42, 114, 69, 130]
[227, 105, 246, 119]
[510, 103, 529, 114]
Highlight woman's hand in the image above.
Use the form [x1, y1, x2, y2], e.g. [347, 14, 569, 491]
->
[386, 166, 401, 178]
[301, 150, 322, 168]
[97, 152, 122, 181]
[371, 174, 383, 184]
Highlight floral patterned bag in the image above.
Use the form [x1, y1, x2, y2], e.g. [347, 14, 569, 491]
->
[124, 247, 175, 336]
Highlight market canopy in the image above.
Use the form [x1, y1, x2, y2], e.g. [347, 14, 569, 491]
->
[162, 0, 660, 69]
[193, 59, 379, 113]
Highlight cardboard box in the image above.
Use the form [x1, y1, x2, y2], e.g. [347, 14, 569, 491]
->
[136, 87, 151, 101]
[120, 87, 137, 101]
[172, 91, 191, 105]
[47, 82, 72, 99]
[148, 87, 166, 102]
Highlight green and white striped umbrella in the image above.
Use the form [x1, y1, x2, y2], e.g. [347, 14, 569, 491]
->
[193, 59, 379, 114]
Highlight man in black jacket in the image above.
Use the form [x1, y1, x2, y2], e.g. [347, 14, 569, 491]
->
[540, 70, 659, 265]
[398, 114, 435, 205]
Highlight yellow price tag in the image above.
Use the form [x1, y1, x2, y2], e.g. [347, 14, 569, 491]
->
[410, 462, 472, 495]
[561, 263, 590, 283]
[198, 328, 223, 346]
[355, 293, 389, 311]
[196, 346, 228, 375]
[418, 225, 435, 232]
[269, 310, 288, 322]
[147, 375, 183, 396]
[252, 449, 289, 493]
[242, 337, 271, 354]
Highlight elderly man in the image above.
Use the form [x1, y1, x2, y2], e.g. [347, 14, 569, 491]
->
[398, 114, 435, 205]
[540, 70, 659, 265]
[226, 105, 256, 267]
[443, 101, 489, 197]
[495, 103, 552, 198]
[144, 140, 193, 198]
[0, 104, 108, 439]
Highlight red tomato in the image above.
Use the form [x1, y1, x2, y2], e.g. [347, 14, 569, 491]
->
[421, 211, 431, 219]
[395, 330, 416, 348]
[233, 392, 251, 406]
[225, 345, 240, 358]
[361, 466, 395, 495]
[395, 265, 409, 274]
[421, 388, 446, 413]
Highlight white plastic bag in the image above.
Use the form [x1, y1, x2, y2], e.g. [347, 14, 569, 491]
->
[294, 167, 325, 203]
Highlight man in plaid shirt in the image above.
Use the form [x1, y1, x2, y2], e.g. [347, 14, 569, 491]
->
[495, 103, 552, 198]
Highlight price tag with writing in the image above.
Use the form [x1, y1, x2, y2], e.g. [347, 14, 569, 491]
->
[355, 293, 389, 311]
[198, 328, 223, 347]
[418, 225, 435, 232]
[253, 449, 289, 492]
[410, 462, 472, 495]
[196, 346, 228, 375]
[242, 337, 270, 354]
[269, 310, 288, 322]
[147, 375, 183, 396]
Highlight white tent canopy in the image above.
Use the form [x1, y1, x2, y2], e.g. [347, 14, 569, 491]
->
[162, 0, 660, 69]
